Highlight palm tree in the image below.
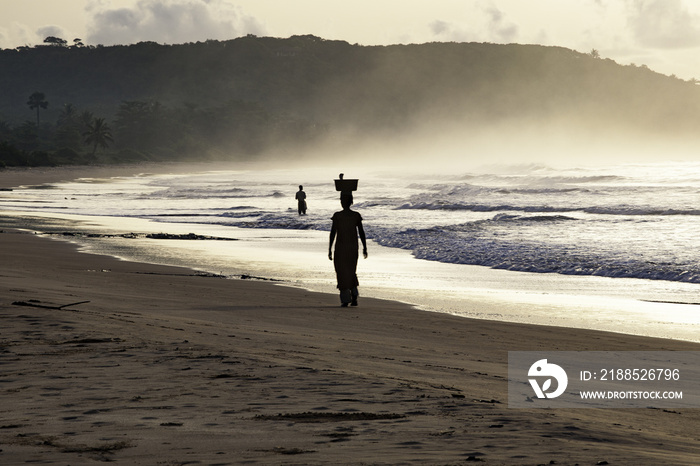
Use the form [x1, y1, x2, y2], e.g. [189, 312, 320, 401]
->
[56, 104, 83, 150]
[0, 120, 11, 139]
[80, 110, 95, 129]
[27, 92, 48, 126]
[58, 103, 77, 126]
[83, 117, 114, 157]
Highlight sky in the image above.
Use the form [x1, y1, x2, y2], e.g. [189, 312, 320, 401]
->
[2, 0, 700, 80]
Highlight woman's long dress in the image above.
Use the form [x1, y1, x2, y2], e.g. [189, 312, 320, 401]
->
[331, 209, 363, 290]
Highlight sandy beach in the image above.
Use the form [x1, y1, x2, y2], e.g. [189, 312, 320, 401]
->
[1, 166, 699, 465]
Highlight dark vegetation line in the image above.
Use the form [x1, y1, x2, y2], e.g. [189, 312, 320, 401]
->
[1, 34, 699, 167]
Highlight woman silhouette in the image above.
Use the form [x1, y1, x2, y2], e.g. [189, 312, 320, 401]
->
[328, 192, 368, 307]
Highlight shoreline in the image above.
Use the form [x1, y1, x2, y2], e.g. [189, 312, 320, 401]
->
[2, 165, 700, 463]
[5, 207, 700, 344]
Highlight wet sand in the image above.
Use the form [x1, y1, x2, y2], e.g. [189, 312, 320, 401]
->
[1, 166, 699, 464]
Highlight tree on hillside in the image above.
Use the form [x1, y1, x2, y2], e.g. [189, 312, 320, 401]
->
[0, 141, 27, 167]
[83, 117, 113, 157]
[80, 110, 95, 129]
[114, 100, 164, 151]
[27, 92, 48, 126]
[55, 104, 83, 150]
[0, 120, 11, 141]
[44, 36, 68, 47]
[58, 103, 78, 124]
[15, 121, 38, 151]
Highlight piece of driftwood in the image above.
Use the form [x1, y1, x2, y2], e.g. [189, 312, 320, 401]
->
[11, 300, 90, 310]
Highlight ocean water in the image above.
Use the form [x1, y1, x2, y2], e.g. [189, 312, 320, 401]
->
[2, 161, 700, 342]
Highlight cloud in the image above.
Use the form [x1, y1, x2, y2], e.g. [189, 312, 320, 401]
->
[37, 25, 69, 41]
[0, 22, 43, 49]
[484, 5, 518, 42]
[430, 20, 450, 37]
[627, 0, 700, 48]
[86, 0, 265, 46]
[430, 2, 518, 43]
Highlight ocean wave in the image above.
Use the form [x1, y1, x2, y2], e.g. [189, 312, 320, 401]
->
[144, 186, 287, 200]
[210, 208, 700, 284]
[235, 213, 324, 230]
[220, 210, 266, 219]
[225, 205, 258, 211]
[582, 206, 700, 216]
[490, 213, 578, 222]
[150, 213, 217, 217]
[495, 187, 590, 194]
[394, 202, 700, 217]
[535, 175, 623, 184]
[456, 172, 623, 184]
[220, 211, 700, 284]
[396, 202, 505, 211]
[396, 202, 581, 213]
[372, 226, 700, 284]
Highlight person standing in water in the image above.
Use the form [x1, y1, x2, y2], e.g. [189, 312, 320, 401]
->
[295, 185, 307, 215]
[329, 192, 368, 307]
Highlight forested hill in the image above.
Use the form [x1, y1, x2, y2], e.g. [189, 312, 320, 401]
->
[1, 34, 699, 166]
